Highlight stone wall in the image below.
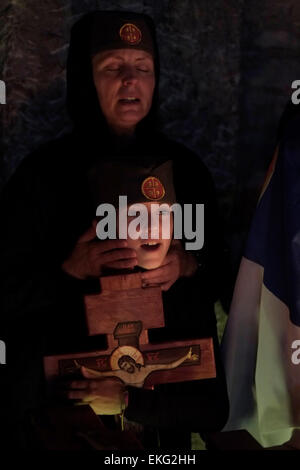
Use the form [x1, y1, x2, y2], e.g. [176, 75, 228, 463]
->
[1, 0, 300, 272]
[0, 0, 71, 178]
[232, 0, 300, 266]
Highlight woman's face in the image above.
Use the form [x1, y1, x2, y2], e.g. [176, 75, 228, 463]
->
[92, 48, 155, 135]
[117, 202, 173, 270]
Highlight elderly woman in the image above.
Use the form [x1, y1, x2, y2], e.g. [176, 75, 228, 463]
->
[0, 11, 228, 449]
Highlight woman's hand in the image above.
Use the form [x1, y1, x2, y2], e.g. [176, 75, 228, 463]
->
[60, 367, 126, 415]
[62, 220, 138, 280]
[141, 240, 198, 291]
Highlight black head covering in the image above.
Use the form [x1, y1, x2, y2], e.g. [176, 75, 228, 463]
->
[88, 159, 176, 208]
[89, 11, 156, 58]
[66, 11, 160, 141]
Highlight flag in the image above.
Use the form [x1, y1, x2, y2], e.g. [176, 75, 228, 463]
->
[222, 115, 300, 447]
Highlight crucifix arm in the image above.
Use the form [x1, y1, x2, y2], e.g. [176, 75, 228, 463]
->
[80, 365, 123, 380]
[147, 347, 192, 373]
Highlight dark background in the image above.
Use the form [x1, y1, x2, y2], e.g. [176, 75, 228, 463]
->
[1, 0, 300, 275]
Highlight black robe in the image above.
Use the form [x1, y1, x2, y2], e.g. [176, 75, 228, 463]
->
[0, 11, 228, 449]
[0, 130, 228, 449]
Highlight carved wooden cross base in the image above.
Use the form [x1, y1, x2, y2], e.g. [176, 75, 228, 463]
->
[44, 272, 216, 388]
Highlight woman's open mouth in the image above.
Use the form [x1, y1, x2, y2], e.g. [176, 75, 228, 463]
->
[140, 241, 161, 251]
[119, 97, 140, 105]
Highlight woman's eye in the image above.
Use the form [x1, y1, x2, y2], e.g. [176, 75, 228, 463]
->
[137, 67, 150, 73]
[103, 65, 120, 72]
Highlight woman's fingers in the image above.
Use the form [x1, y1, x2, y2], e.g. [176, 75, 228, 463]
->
[68, 380, 89, 390]
[81, 366, 102, 379]
[159, 281, 173, 291]
[94, 239, 128, 253]
[66, 390, 89, 400]
[105, 258, 138, 270]
[142, 264, 173, 284]
[100, 247, 137, 263]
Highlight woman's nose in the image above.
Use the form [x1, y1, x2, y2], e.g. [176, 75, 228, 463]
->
[122, 66, 138, 86]
[137, 210, 161, 240]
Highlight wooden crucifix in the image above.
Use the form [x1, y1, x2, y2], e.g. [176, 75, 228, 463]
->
[44, 272, 216, 387]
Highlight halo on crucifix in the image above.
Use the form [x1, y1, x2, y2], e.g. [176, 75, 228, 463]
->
[110, 345, 144, 371]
